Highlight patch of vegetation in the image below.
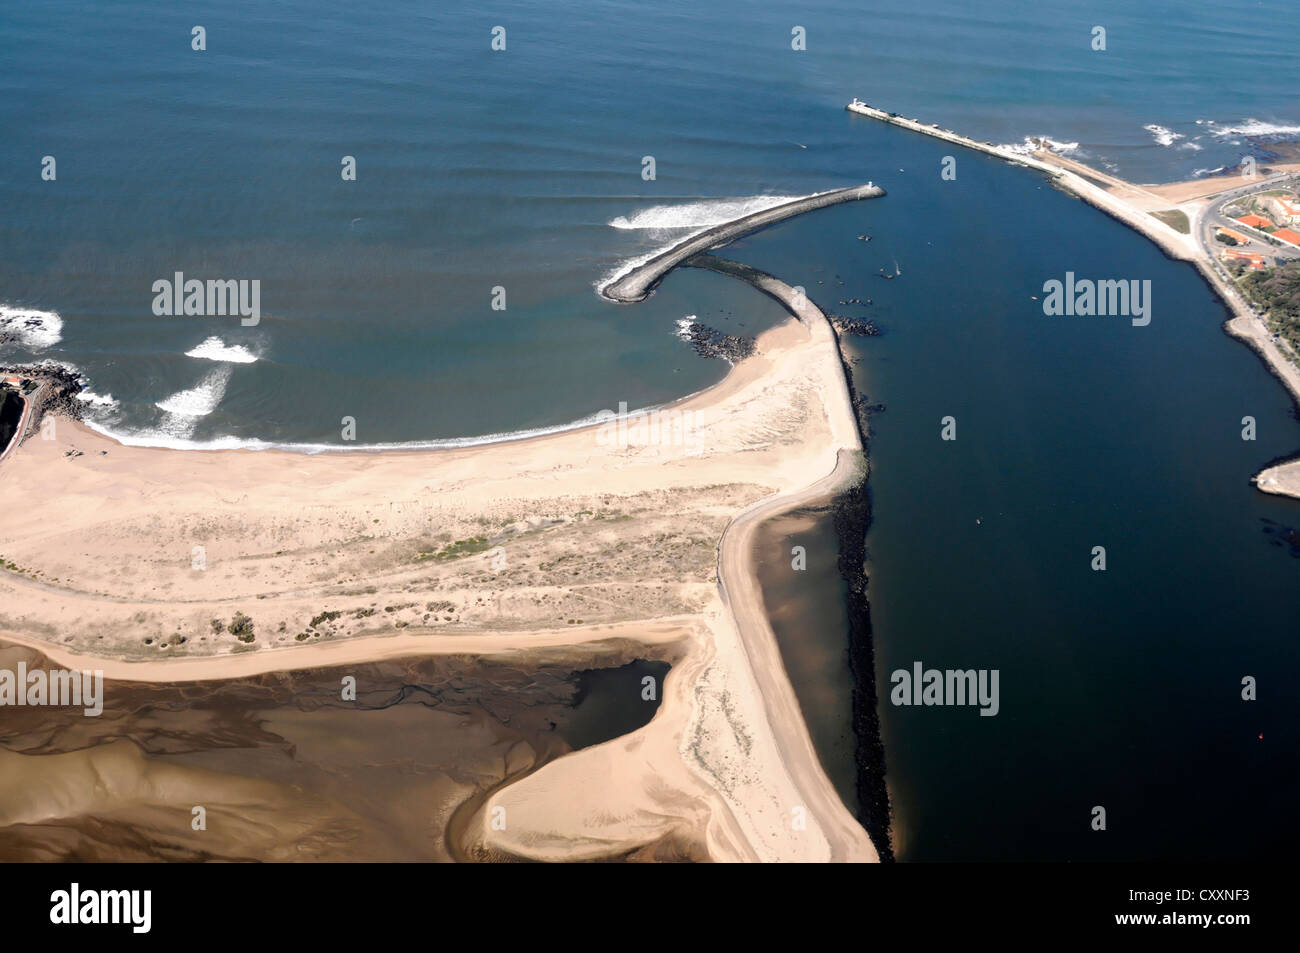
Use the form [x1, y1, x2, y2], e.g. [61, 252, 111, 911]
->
[210, 618, 224, 634]
[229, 611, 255, 643]
[1151, 209, 1190, 234]
[1241, 262, 1300, 353]
[413, 536, 491, 562]
[310, 609, 342, 628]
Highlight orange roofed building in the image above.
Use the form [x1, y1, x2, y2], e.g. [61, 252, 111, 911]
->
[1271, 228, 1300, 247]
[1267, 195, 1300, 224]
[1236, 214, 1274, 229]
[1216, 227, 1252, 244]
[1223, 249, 1266, 270]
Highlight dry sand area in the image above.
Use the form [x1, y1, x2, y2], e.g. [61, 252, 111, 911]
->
[0, 291, 877, 862]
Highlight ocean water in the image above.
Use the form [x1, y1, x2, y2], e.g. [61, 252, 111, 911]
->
[3, 0, 1299, 860]
[2, 0, 1298, 446]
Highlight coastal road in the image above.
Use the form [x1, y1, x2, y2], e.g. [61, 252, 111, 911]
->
[1197, 173, 1300, 267]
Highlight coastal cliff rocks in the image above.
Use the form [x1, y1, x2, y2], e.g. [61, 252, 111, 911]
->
[0, 363, 84, 423]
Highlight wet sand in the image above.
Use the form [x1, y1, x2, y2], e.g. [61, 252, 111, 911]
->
[751, 508, 858, 809]
[0, 638, 679, 862]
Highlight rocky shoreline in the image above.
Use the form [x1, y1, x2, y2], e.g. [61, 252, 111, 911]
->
[0, 364, 85, 423]
[827, 313, 881, 337]
[678, 321, 755, 363]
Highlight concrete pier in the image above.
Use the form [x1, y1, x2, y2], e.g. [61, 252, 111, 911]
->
[845, 100, 1065, 178]
[600, 183, 885, 302]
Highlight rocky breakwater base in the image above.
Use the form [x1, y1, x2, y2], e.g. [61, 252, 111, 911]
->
[601, 183, 886, 303]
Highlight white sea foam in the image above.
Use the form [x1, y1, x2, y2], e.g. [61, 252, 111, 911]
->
[82, 402, 677, 454]
[75, 390, 117, 408]
[1211, 119, 1300, 139]
[998, 136, 1081, 157]
[597, 192, 822, 294]
[184, 336, 259, 364]
[1178, 141, 1203, 152]
[1193, 166, 1228, 178]
[1144, 124, 1183, 147]
[153, 368, 232, 439]
[609, 195, 801, 230]
[0, 305, 63, 348]
[675, 315, 697, 340]
[156, 370, 230, 417]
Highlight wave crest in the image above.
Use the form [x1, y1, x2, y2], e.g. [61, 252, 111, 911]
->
[609, 195, 801, 230]
[185, 336, 259, 364]
[0, 305, 63, 348]
[1210, 118, 1300, 139]
[1144, 124, 1183, 147]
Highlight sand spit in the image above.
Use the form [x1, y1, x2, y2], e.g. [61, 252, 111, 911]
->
[0, 221, 880, 859]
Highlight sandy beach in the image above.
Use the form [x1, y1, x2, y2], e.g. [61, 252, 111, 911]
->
[0, 267, 878, 862]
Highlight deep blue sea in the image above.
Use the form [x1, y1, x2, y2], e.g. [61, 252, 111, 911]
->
[2, 0, 1298, 859]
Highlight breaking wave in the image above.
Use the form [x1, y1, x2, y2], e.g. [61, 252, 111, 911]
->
[597, 192, 821, 294]
[75, 390, 118, 408]
[997, 136, 1081, 157]
[184, 336, 259, 364]
[153, 368, 233, 438]
[609, 195, 801, 230]
[0, 305, 63, 348]
[1210, 119, 1300, 139]
[1144, 124, 1183, 147]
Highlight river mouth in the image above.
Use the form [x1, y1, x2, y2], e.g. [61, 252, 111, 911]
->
[0, 639, 677, 862]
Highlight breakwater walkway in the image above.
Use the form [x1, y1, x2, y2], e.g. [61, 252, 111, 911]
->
[845, 100, 1065, 177]
[600, 184, 885, 302]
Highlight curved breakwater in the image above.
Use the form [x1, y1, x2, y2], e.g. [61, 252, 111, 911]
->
[600, 184, 885, 302]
